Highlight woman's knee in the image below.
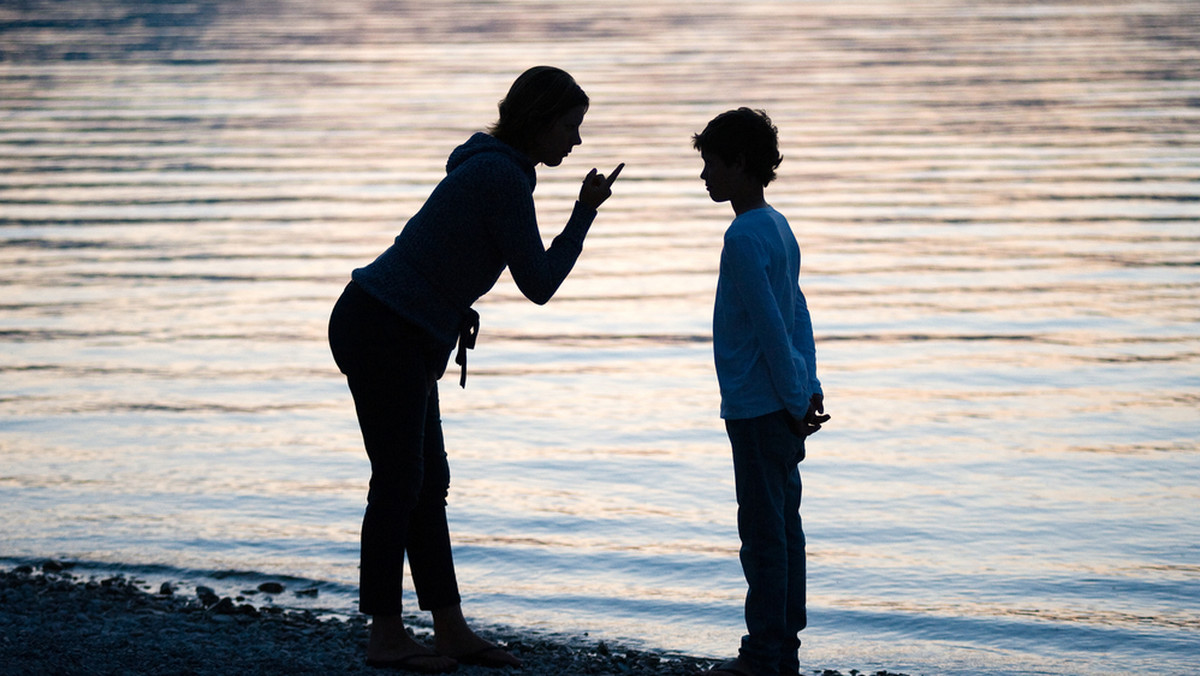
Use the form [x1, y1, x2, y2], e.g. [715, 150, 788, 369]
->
[417, 455, 451, 504]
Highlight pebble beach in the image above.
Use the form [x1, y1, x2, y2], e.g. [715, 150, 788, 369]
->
[0, 563, 910, 676]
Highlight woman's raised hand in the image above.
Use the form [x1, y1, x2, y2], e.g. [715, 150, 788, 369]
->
[579, 163, 624, 210]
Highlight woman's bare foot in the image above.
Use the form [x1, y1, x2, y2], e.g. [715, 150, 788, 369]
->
[366, 614, 458, 673]
[432, 605, 522, 668]
[696, 656, 757, 676]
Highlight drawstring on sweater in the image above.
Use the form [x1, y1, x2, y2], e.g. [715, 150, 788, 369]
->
[455, 308, 480, 388]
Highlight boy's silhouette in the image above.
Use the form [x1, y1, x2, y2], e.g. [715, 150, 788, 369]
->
[693, 108, 828, 676]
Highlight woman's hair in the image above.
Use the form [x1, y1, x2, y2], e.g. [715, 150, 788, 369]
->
[692, 107, 783, 186]
[489, 66, 589, 151]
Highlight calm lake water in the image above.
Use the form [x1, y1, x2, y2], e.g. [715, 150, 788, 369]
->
[2, 1, 1199, 674]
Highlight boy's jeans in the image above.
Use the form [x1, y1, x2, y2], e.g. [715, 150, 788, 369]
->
[726, 409, 807, 676]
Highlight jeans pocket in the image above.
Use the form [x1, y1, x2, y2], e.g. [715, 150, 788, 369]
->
[768, 410, 805, 466]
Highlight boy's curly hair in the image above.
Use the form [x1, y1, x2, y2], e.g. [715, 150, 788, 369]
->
[692, 107, 783, 187]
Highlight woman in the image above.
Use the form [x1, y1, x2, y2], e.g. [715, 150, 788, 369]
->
[328, 66, 623, 673]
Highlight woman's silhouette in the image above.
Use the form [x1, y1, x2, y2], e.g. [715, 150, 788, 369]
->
[329, 66, 623, 673]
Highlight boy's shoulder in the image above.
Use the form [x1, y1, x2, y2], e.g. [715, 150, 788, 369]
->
[726, 206, 786, 238]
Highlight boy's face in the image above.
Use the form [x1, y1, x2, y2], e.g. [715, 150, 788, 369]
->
[699, 150, 740, 203]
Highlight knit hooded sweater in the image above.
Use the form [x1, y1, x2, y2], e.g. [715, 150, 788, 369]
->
[351, 132, 598, 349]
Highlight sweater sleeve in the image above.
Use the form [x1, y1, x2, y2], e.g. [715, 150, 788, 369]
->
[486, 167, 597, 305]
[792, 286, 822, 397]
[723, 233, 812, 416]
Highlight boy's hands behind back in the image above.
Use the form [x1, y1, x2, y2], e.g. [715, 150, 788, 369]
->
[788, 393, 830, 439]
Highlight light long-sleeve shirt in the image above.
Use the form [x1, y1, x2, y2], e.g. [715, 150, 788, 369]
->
[713, 206, 821, 420]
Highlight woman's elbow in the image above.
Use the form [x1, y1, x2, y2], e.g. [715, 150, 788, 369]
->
[514, 273, 563, 305]
[526, 291, 553, 306]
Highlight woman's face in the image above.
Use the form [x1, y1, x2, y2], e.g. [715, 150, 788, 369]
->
[527, 105, 586, 167]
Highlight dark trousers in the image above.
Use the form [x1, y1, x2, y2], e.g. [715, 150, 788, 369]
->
[328, 282, 460, 616]
[726, 409, 807, 676]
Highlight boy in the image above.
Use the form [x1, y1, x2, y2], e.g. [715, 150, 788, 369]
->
[693, 108, 828, 676]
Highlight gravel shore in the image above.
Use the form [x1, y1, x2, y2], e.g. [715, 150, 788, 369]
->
[0, 563, 909, 676]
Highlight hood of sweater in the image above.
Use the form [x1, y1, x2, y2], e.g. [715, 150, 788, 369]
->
[446, 132, 537, 189]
